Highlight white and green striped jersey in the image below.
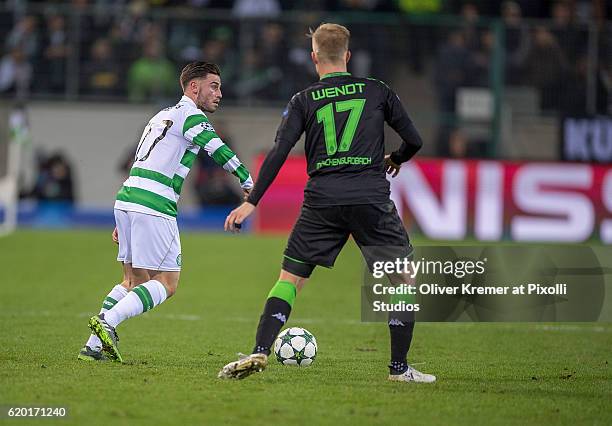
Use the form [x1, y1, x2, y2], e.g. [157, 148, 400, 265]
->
[114, 95, 253, 219]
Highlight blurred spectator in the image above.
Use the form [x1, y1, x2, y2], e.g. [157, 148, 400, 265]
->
[600, 63, 612, 114]
[235, 48, 282, 100]
[71, 0, 115, 78]
[106, 21, 139, 72]
[168, 21, 202, 63]
[550, 0, 586, 64]
[434, 30, 471, 115]
[560, 53, 588, 115]
[259, 22, 286, 69]
[200, 27, 239, 98]
[194, 121, 241, 206]
[5, 15, 39, 60]
[41, 14, 70, 93]
[333, 2, 392, 79]
[433, 30, 471, 156]
[232, 0, 281, 18]
[30, 152, 75, 203]
[510, 0, 548, 18]
[573, 0, 605, 25]
[561, 54, 609, 115]
[127, 40, 177, 102]
[501, 0, 530, 85]
[289, 0, 337, 10]
[184, 0, 233, 7]
[337, 0, 388, 11]
[116, 0, 151, 47]
[0, 46, 32, 98]
[286, 26, 319, 92]
[396, 0, 442, 74]
[460, 2, 481, 51]
[81, 38, 122, 96]
[525, 26, 569, 112]
[141, 22, 164, 47]
[469, 29, 494, 87]
[257, 22, 291, 94]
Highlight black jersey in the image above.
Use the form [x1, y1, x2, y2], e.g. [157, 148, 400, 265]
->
[247, 72, 423, 207]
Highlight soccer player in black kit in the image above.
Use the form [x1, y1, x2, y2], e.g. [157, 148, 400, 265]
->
[219, 23, 435, 383]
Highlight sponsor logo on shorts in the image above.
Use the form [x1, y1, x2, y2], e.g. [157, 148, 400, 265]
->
[176, 254, 182, 266]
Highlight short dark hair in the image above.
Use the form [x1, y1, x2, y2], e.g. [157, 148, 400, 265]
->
[180, 61, 221, 90]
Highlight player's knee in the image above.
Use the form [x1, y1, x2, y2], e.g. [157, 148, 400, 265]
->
[152, 272, 179, 298]
[128, 276, 148, 289]
[295, 277, 309, 292]
[279, 270, 308, 292]
[128, 268, 150, 288]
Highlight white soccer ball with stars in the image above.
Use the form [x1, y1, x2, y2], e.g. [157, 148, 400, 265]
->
[273, 327, 317, 366]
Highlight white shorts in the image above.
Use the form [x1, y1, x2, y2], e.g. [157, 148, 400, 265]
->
[114, 209, 182, 271]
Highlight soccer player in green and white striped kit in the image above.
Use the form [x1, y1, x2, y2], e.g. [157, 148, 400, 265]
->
[79, 62, 253, 363]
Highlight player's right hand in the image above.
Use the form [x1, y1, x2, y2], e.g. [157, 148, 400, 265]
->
[225, 202, 256, 233]
[384, 155, 401, 178]
[112, 227, 119, 244]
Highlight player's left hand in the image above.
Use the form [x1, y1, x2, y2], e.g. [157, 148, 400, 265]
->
[112, 227, 119, 244]
[225, 202, 256, 233]
[384, 155, 401, 178]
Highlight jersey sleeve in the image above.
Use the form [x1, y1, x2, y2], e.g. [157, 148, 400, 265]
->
[182, 113, 253, 190]
[383, 85, 423, 164]
[246, 94, 305, 206]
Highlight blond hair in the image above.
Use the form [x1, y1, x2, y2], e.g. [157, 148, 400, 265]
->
[309, 23, 350, 64]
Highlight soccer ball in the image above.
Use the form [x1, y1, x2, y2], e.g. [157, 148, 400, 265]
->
[273, 327, 317, 366]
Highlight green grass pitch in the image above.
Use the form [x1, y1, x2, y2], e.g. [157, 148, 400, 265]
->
[0, 230, 610, 425]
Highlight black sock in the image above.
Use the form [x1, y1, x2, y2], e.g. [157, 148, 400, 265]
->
[388, 313, 415, 374]
[252, 297, 292, 355]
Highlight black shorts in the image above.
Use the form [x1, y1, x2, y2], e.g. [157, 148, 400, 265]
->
[282, 201, 413, 278]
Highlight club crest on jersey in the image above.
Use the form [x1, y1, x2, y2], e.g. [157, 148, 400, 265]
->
[200, 122, 215, 132]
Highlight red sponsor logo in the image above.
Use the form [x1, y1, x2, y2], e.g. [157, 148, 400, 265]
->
[253, 155, 612, 242]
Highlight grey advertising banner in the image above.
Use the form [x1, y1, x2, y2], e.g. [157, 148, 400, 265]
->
[361, 246, 612, 322]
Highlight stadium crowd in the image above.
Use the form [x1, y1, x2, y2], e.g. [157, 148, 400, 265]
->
[1, 0, 609, 110]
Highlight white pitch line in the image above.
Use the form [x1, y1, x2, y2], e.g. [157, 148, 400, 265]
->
[0, 311, 611, 332]
[532, 324, 611, 333]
